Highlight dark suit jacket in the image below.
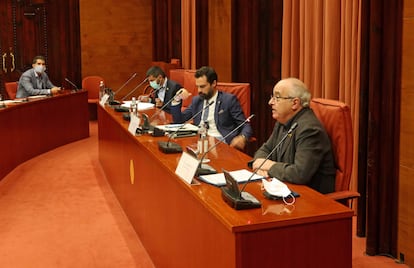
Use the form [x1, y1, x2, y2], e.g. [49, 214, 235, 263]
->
[254, 108, 336, 194]
[170, 91, 252, 144]
[16, 68, 56, 98]
[152, 78, 182, 113]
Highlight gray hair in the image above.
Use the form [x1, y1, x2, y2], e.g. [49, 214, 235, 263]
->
[286, 78, 311, 107]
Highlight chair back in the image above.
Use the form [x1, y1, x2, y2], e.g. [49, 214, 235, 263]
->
[5, 81, 18, 99]
[82, 76, 104, 101]
[169, 69, 251, 116]
[310, 98, 353, 193]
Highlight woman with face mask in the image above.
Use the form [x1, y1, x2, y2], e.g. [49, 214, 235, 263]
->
[16, 55, 61, 99]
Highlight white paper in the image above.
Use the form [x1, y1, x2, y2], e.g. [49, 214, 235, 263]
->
[128, 113, 140, 135]
[175, 152, 200, 184]
[198, 169, 264, 186]
[99, 93, 109, 106]
[121, 101, 155, 111]
[156, 123, 199, 132]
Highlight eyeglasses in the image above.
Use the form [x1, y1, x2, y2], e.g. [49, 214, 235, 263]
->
[269, 95, 295, 102]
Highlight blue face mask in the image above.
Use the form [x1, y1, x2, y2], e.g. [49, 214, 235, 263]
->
[150, 80, 161, 90]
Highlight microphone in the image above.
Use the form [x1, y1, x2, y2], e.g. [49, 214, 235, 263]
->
[114, 77, 149, 112]
[223, 122, 298, 207]
[109, 73, 137, 105]
[141, 88, 183, 132]
[149, 88, 184, 121]
[195, 114, 255, 176]
[158, 100, 214, 154]
[65, 78, 79, 91]
[122, 77, 149, 101]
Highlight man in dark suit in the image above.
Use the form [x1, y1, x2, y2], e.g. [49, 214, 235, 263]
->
[252, 78, 336, 194]
[170, 66, 252, 151]
[139, 65, 182, 113]
[16, 55, 61, 98]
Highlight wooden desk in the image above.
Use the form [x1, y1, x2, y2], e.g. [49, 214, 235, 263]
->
[0, 91, 89, 180]
[98, 105, 353, 268]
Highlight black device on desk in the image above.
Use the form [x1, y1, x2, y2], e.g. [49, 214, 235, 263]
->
[221, 169, 261, 210]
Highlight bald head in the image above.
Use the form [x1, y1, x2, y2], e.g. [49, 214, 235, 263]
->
[269, 78, 311, 124]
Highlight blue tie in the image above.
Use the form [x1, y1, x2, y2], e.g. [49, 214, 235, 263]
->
[202, 101, 209, 123]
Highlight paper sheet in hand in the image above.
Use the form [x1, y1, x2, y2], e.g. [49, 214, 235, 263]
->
[121, 101, 155, 110]
[198, 169, 264, 187]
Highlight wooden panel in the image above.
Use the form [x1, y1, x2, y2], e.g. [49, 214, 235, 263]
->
[79, 0, 152, 93]
[208, 0, 232, 81]
[399, 5, 414, 266]
[403, 0, 414, 17]
[0, 91, 89, 180]
[98, 104, 353, 268]
[399, 166, 414, 266]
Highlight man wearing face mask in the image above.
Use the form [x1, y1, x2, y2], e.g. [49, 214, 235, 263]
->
[170, 66, 252, 150]
[16, 55, 61, 98]
[138, 65, 183, 113]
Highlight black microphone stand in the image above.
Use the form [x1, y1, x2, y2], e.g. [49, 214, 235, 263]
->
[109, 73, 137, 105]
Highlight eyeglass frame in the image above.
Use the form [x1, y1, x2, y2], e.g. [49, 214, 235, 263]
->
[269, 94, 296, 102]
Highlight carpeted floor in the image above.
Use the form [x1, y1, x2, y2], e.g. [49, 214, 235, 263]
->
[0, 121, 154, 268]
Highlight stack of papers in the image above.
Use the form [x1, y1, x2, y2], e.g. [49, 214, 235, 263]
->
[121, 101, 155, 111]
[198, 169, 264, 187]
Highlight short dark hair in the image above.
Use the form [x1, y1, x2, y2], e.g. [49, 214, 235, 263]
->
[146, 66, 166, 78]
[195, 66, 218, 84]
[32, 55, 46, 64]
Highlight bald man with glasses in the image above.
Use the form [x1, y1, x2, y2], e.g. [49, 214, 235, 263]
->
[252, 78, 336, 194]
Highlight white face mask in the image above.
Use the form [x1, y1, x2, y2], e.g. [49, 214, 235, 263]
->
[262, 178, 292, 197]
[34, 65, 46, 74]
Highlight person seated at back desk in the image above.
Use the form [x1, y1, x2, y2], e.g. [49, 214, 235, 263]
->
[252, 77, 336, 194]
[16, 55, 61, 98]
[170, 66, 252, 151]
[138, 66, 182, 113]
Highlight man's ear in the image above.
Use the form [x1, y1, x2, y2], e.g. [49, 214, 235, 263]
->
[291, 97, 301, 111]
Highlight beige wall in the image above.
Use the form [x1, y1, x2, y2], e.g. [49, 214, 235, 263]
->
[80, 0, 152, 94]
[399, 0, 414, 266]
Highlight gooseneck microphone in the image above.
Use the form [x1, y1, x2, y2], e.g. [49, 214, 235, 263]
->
[196, 114, 255, 176]
[150, 89, 183, 121]
[239, 122, 298, 195]
[122, 77, 149, 101]
[65, 78, 79, 91]
[141, 89, 184, 132]
[221, 122, 298, 210]
[109, 73, 137, 105]
[158, 100, 214, 154]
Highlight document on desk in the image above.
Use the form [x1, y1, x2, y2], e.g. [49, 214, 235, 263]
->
[198, 169, 264, 187]
[121, 101, 155, 110]
[156, 123, 199, 132]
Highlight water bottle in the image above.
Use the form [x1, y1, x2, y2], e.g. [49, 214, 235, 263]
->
[197, 121, 209, 155]
[99, 81, 105, 101]
[130, 97, 137, 116]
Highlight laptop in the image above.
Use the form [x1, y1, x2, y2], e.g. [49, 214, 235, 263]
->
[221, 169, 261, 210]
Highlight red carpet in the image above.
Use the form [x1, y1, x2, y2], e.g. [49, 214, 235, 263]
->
[0, 121, 154, 268]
